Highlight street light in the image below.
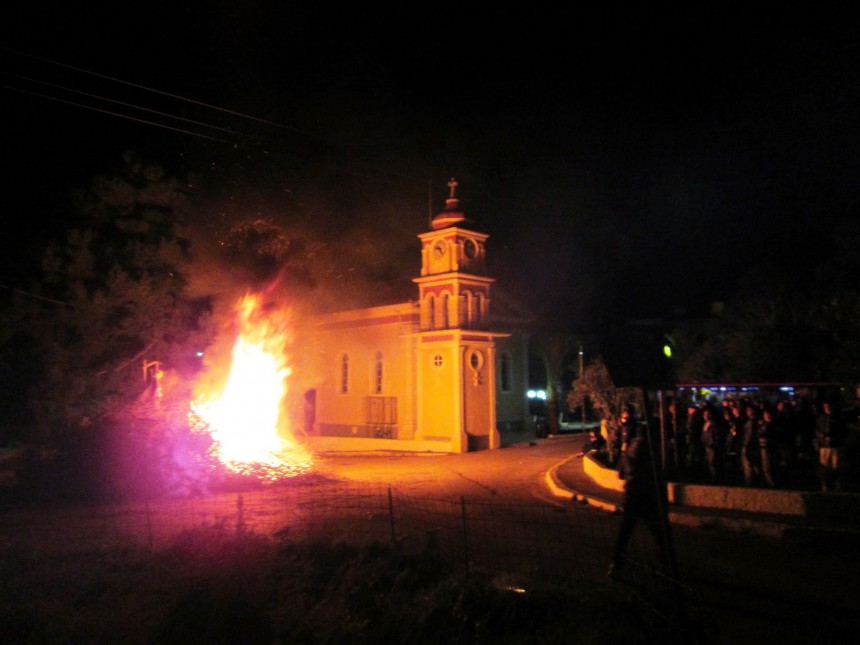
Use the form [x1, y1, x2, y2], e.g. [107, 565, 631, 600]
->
[579, 344, 586, 429]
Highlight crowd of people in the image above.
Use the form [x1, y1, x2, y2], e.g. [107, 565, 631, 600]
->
[586, 393, 857, 492]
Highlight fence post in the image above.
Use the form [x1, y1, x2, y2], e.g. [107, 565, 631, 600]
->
[460, 496, 470, 577]
[388, 486, 396, 546]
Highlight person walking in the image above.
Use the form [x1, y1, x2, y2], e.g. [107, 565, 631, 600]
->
[608, 419, 671, 579]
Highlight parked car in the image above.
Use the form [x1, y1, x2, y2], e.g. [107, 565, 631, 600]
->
[556, 412, 600, 434]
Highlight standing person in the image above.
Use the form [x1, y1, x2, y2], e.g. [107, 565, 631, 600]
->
[773, 399, 797, 483]
[671, 402, 689, 480]
[794, 398, 818, 484]
[618, 405, 637, 455]
[723, 407, 742, 482]
[606, 415, 621, 467]
[608, 419, 671, 579]
[815, 401, 847, 492]
[702, 408, 725, 484]
[758, 408, 777, 488]
[685, 403, 705, 480]
[702, 408, 724, 484]
[741, 405, 761, 486]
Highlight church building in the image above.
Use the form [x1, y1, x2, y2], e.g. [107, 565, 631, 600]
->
[302, 180, 532, 453]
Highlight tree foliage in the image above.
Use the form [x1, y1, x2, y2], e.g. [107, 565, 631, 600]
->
[676, 259, 860, 385]
[529, 331, 579, 433]
[221, 219, 314, 288]
[567, 356, 642, 428]
[9, 153, 215, 440]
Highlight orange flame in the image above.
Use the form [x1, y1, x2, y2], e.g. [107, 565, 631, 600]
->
[191, 293, 313, 480]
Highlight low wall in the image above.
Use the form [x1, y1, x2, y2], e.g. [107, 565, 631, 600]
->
[584, 457, 860, 521]
[583, 453, 624, 492]
[304, 435, 455, 454]
[667, 483, 807, 516]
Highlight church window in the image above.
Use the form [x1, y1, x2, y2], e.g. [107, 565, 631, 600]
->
[441, 293, 449, 328]
[469, 350, 484, 371]
[463, 290, 473, 327]
[468, 349, 485, 386]
[463, 238, 477, 259]
[500, 352, 513, 392]
[427, 294, 436, 329]
[374, 352, 384, 394]
[433, 354, 443, 368]
[340, 354, 350, 394]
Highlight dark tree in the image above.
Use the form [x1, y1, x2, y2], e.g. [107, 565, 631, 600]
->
[677, 259, 860, 385]
[8, 152, 215, 442]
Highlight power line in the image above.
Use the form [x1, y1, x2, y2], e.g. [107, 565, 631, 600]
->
[1, 70, 251, 140]
[0, 46, 430, 187]
[1, 46, 309, 135]
[0, 284, 75, 308]
[1, 83, 232, 144]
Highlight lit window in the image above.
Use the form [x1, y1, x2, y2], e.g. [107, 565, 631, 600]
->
[340, 354, 350, 394]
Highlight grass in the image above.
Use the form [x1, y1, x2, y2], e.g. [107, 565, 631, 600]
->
[0, 524, 689, 644]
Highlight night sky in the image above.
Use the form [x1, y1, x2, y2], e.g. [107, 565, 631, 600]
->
[3, 4, 859, 331]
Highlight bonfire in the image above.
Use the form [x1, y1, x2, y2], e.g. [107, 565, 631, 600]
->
[190, 293, 313, 482]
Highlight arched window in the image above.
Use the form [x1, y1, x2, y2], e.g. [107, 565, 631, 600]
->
[441, 293, 449, 329]
[374, 351, 383, 394]
[426, 294, 436, 329]
[475, 293, 484, 326]
[462, 290, 473, 327]
[340, 354, 350, 394]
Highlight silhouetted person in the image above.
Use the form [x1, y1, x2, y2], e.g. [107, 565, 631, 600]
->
[686, 403, 705, 479]
[702, 408, 725, 484]
[608, 420, 670, 579]
[723, 406, 742, 482]
[758, 408, 777, 488]
[741, 405, 761, 486]
[773, 399, 796, 482]
[815, 401, 847, 492]
[618, 405, 637, 455]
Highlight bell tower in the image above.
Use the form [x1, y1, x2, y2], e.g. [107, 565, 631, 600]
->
[415, 178, 493, 331]
[413, 179, 504, 452]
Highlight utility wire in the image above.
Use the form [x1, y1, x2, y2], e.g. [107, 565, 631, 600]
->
[1, 70, 250, 140]
[1, 46, 308, 135]
[0, 284, 76, 308]
[0, 46, 430, 186]
[1, 83, 232, 143]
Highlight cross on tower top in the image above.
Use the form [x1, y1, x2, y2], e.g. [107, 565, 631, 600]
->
[447, 178, 458, 199]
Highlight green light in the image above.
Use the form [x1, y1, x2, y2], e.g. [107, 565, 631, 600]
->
[663, 344, 672, 358]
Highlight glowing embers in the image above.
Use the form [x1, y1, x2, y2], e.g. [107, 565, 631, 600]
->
[191, 293, 313, 481]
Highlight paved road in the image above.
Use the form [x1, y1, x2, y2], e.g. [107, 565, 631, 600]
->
[319, 438, 860, 643]
[314, 435, 579, 502]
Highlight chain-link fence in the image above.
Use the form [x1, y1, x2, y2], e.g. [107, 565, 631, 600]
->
[0, 480, 704, 638]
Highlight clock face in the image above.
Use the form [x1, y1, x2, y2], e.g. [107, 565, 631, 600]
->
[463, 239, 477, 259]
[432, 242, 446, 259]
